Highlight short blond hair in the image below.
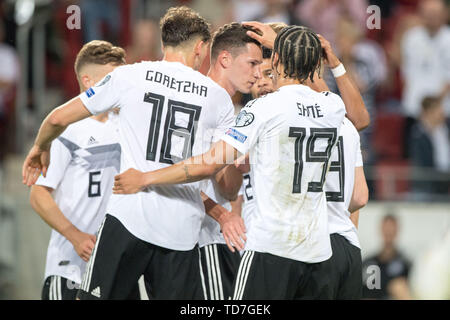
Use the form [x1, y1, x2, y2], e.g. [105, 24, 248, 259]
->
[74, 40, 126, 76]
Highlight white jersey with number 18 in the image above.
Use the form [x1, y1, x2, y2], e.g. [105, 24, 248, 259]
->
[78, 60, 235, 251]
[221, 84, 346, 263]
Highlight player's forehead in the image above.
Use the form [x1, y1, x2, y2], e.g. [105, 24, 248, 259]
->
[234, 43, 262, 61]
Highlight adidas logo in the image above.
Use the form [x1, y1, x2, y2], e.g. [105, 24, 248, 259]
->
[91, 286, 101, 298]
[88, 136, 97, 145]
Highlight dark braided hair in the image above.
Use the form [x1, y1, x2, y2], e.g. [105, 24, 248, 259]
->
[272, 26, 322, 83]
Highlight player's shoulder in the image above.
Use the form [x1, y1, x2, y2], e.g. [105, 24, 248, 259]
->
[60, 118, 92, 138]
[340, 117, 360, 143]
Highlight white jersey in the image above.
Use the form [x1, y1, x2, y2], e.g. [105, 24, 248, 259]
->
[36, 115, 121, 284]
[241, 171, 256, 233]
[79, 61, 235, 251]
[324, 117, 363, 248]
[222, 84, 346, 263]
[199, 111, 235, 248]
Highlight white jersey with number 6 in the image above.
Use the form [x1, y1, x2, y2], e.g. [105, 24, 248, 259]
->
[221, 84, 346, 263]
[36, 115, 121, 285]
[78, 61, 235, 251]
[325, 117, 363, 248]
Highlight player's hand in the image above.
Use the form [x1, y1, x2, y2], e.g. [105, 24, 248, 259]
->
[71, 231, 96, 262]
[219, 211, 247, 253]
[22, 145, 50, 186]
[242, 21, 277, 49]
[113, 168, 146, 194]
[317, 34, 341, 68]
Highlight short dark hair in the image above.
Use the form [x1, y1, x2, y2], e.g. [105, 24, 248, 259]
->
[262, 46, 272, 59]
[273, 26, 322, 83]
[160, 6, 211, 47]
[74, 40, 126, 76]
[211, 23, 261, 60]
[421, 96, 442, 112]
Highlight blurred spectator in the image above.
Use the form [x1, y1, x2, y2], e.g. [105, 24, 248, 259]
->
[400, 0, 450, 119]
[410, 227, 450, 299]
[125, 20, 162, 63]
[251, 0, 291, 24]
[332, 17, 387, 164]
[362, 214, 412, 299]
[409, 96, 450, 199]
[295, 0, 368, 48]
[231, 0, 266, 23]
[81, 0, 121, 43]
[0, 20, 19, 164]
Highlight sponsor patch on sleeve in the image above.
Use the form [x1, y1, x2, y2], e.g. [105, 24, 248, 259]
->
[225, 128, 247, 143]
[85, 88, 95, 98]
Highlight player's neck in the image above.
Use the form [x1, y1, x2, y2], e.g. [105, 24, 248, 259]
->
[207, 66, 236, 97]
[276, 76, 301, 89]
[163, 48, 196, 70]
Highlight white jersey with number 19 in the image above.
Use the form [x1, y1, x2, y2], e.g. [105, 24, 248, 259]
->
[221, 84, 346, 263]
[78, 60, 235, 251]
[325, 117, 363, 248]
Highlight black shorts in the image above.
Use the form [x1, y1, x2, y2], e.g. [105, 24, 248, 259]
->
[42, 276, 78, 300]
[199, 243, 241, 300]
[231, 251, 330, 300]
[77, 214, 203, 300]
[326, 233, 362, 299]
[42, 274, 142, 300]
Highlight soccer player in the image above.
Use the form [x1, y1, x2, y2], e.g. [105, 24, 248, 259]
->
[244, 23, 369, 299]
[314, 36, 369, 299]
[29, 40, 126, 300]
[22, 6, 241, 299]
[112, 26, 347, 299]
[199, 22, 262, 300]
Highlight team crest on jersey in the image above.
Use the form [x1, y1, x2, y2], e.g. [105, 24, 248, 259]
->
[226, 128, 247, 143]
[235, 110, 254, 127]
[96, 75, 111, 87]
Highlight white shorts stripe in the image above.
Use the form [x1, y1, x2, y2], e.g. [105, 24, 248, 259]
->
[81, 216, 106, 292]
[233, 251, 254, 300]
[49, 277, 54, 300]
[232, 251, 250, 299]
[198, 247, 208, 300]
[208, 245, 219, 300]
[57, 276, 62, 300]
[237, 251, 254, 300]
[204, 246, 214, 300]
[213, 244, 224, 300]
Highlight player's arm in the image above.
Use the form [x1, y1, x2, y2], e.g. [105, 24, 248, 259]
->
[317, 35, 369, 131]
[350, 210, 360, 228]
[29, 185, 96, 262]
[244, 22, 369, 131]
[214, 165, 243, 201]
[348, 166, 369, 213]
[22, 98, 92, 186]
[201, 191, 246, 252]
[113, 140, 238, 193]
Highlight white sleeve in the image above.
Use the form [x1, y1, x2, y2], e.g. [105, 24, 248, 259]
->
[238, 179, 245, 197]
[211, 88, 235, 143]
[78, 68, 124, 115]
[355, 133, 363, 167]
[220, 100, 267, 154]
[35, 137, 72, 189]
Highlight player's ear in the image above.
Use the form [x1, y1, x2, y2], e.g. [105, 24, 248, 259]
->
[80, 74, 91, 91]
[218, 50, 232, 69]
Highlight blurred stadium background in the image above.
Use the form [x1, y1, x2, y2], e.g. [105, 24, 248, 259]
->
[0, 0, 449, 300]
